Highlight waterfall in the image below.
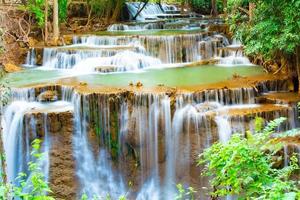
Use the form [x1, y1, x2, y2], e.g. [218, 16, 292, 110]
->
[125, 2, 181, 20]
[193, 87, 256, 105]
[2, 101, 51, 185]
[25, 48, 36, 67]
[218, 38, 251, 66]
[11, 88, 36, 102]
[215, 116, 232, 143]
[36, 32, 253, 73]
[108, 23, 164, 31]
[72, 51, 161, 72]
[125, 2, 165, 21]
[73, 33, 229, 64]
[72, 93, 126, 198]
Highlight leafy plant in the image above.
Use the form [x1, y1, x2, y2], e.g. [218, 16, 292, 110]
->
[58, 0, 68, 22]
[227, 0, 300, 59]
[189, 0, 223, 14]
[20, 0, 46, 27]
[14, 139, 54, 199]
[20, 0, 69, 28]
[198, 117, 300, 199]
[175, 183, 196, 200]
[0, 139, 54, 200]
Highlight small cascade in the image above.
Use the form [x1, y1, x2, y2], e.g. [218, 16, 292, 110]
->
[2, 101, 51, 185]
[42, 45, 145, 69]
[193, 87, 256, 105]
[125, 2, 183, 20]
[72, 51, 162, 72]
[73, 33, 229, 64]
[215, 115, 232, 143]
[219, 51, 251, 66]
[108, 22, 164, 31]
[32, 31, 253, 73]
[218, 38, 251, 66]
[125, 2, 165, 20]
[11, 88, 36, 101]
[25, 48, 36, 67]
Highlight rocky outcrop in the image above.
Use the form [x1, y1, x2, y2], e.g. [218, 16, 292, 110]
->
[37, 90, 59, 102]
[94, 65, 118, 73]
[3, 63, 22, 73]
[23, 110, 77, 200]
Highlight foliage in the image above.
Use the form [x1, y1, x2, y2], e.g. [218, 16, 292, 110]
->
[20, 0, 46, 27]
[0, 28, 4, 55]
[227, 0, 300, 59]
[175, 183, 196, 200]
[87, 0, 125, 19]
[58, 0, 68, 22]
[21, 0, 69, 27]
[0, 67, 10, 110]
[198, 117, 300, 199]
[0, 139, 54, 200]
[189, 0, 223, 14]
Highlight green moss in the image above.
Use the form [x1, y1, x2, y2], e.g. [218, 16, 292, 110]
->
[108, 108, 120, 160]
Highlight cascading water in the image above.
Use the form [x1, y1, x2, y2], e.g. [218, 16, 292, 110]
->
[72, 51, 162, 72]
[33, 27, 253, 73]
[72, 93, 126, 199]
[4, 11, 300, 200]
[25, 48, 36, 67]
[125, 2, 165, 21]
[2, 101, 52, 184]
[218, 38, 252, 66]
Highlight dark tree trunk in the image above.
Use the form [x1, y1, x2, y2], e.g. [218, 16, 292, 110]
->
[133, 0, 149, 20]
[296, 46, 300, 93]
[223, 0, 227, 15]
[111, 0, 124, 22]
[211, 0, 218, 16]
[44, 0, 48, 43]
[158, 0, 164, 12]
[249, 3, 255, 22]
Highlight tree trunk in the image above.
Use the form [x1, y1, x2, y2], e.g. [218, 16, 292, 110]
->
[249, 3, 255, 22]
[223, 0, 227, 16]
[111, 0, 123, 22]
[44, 0, 48, 43]
[296, 46, 300, 93]
[181, 0, 184, 13]
[211, 0, 218, 16]
[53, 0, 59, 41]
[133, 0, 149, 20]
[158, 0, 164, 12]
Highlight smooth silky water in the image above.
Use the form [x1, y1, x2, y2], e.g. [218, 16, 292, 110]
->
[2, 7, 298, 200]
[4, 65, 264, 88]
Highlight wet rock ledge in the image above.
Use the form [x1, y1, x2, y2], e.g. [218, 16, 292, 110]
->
[23, 107, 77, 200]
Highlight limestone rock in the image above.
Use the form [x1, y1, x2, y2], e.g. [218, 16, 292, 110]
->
[3, 63, 22, 73]
[28, 37, 38, 47]
[79, 82, 87, 86]
[136, 81, 143, 87]
[94, 65, 118, 73]
[37, 90, 58, 102]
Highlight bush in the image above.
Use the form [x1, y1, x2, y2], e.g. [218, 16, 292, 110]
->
[198, 117, 300, 199]
[189, 0, 223, 14]
[0, 139, 54, 200]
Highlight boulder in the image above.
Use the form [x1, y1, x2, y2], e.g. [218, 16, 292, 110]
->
[37, 90, 58, 102]
[28, 37, 39, 47]
[3, 63, 23, 73]
[94, 65, 118, 73]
